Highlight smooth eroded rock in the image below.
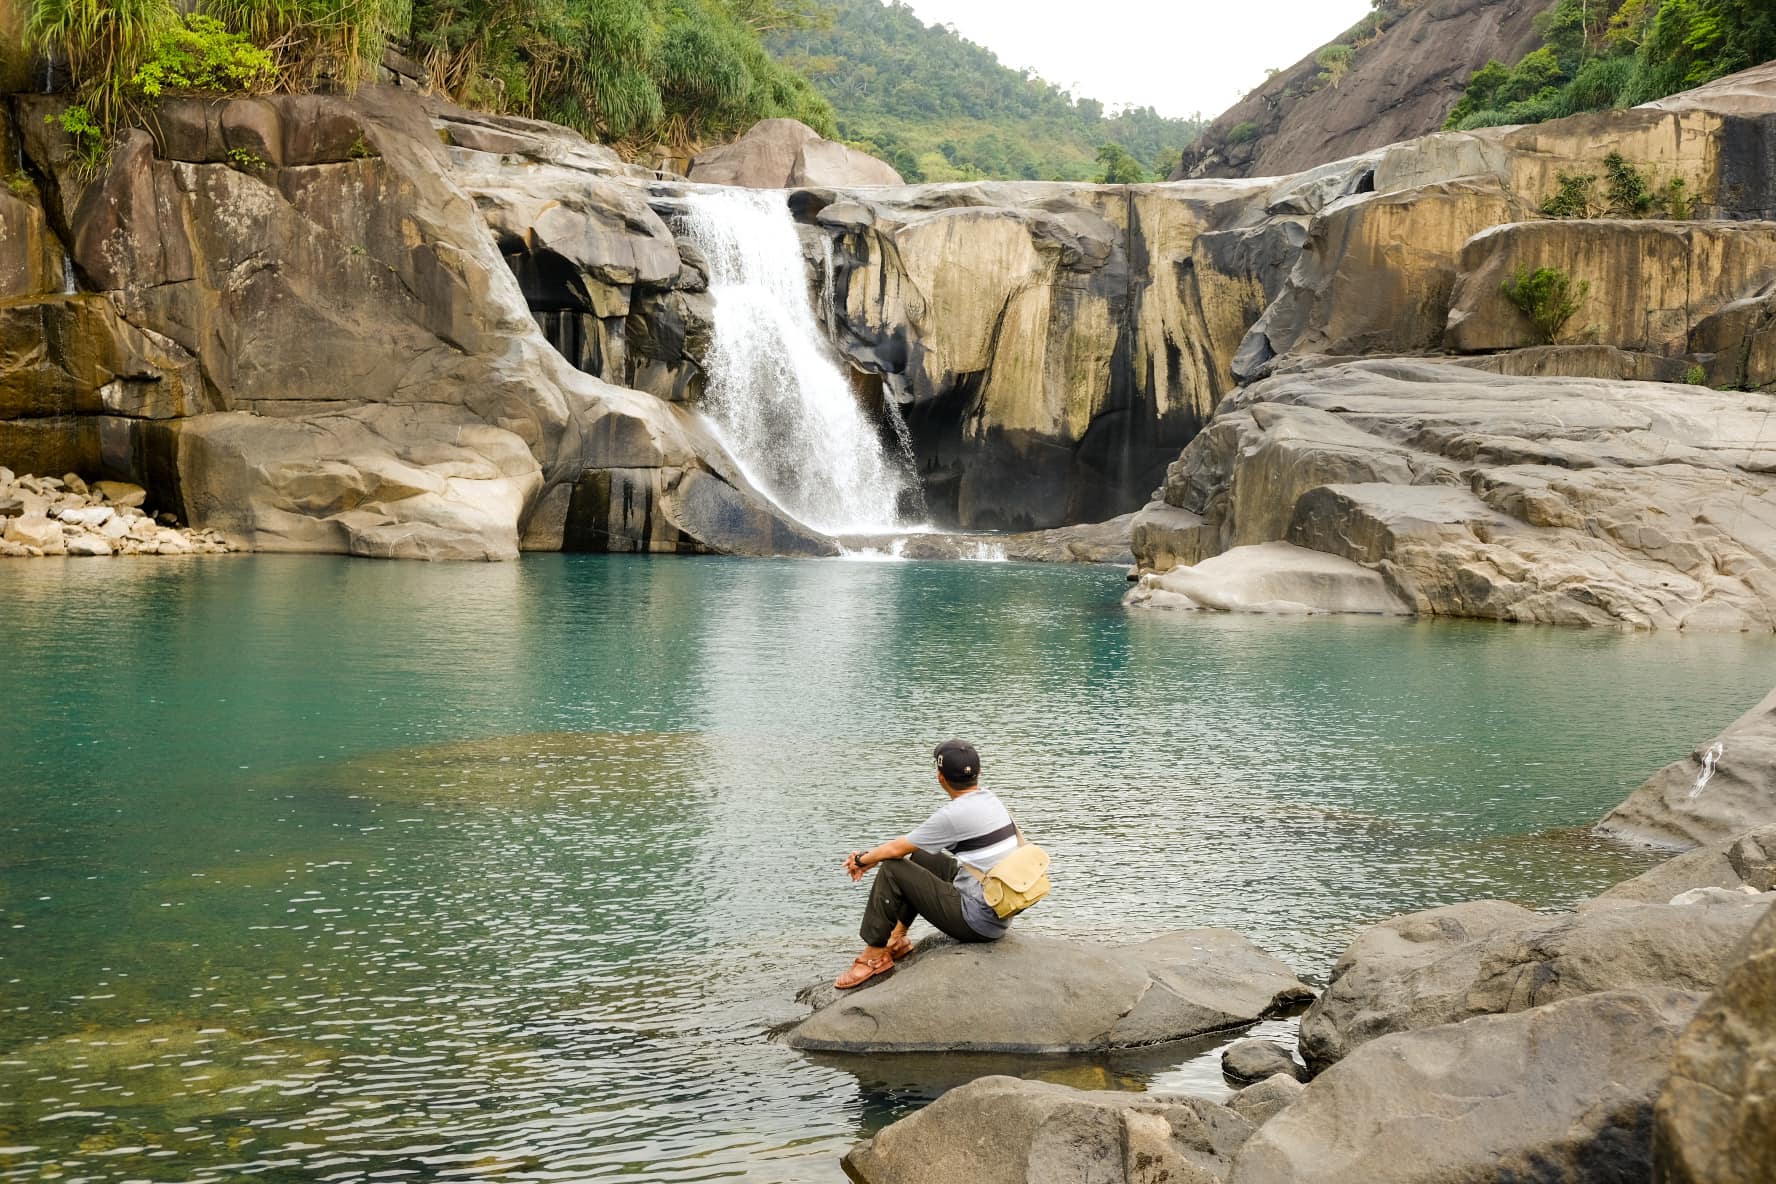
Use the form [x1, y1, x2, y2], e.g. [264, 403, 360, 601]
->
[1125, 541, 1411, 616]
[1231, 989, 1702, 1184]
[786, 930, 1312, 1054]
[1597, 687, 1776, 848]
[1299, 896, 1769, 1071]
[1220, 1039, 1303, 1084]
[842, 1075, 1253, 1184]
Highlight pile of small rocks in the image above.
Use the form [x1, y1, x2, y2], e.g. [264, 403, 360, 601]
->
[0, 470, 238, 558]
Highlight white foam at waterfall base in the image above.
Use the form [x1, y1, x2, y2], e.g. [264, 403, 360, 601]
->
[679, 189, 912, 536]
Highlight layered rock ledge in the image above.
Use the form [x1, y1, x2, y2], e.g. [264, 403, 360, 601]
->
[784, 931, 1312, 1055]
[1128, 359, 1776, 631]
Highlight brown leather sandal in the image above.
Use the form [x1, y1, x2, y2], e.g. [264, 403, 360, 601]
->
[834, 951, 895, 989]
[886, 934, 915, 961]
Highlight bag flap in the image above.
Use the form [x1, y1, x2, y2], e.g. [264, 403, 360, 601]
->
[989, 844, 1050, 893]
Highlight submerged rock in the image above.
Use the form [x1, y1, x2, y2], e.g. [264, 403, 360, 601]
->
[1298, 896, 1770, 1071]
[785, 930, 1312, 1055]
[1596, 687, 1776, 848]
[842, 1075, 1253, 1184]
[1656, 903, 1776, 1184]
[1230, 989, 1701, 1184]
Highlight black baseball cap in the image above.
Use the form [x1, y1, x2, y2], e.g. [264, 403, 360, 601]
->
[933, 739, 981, 785]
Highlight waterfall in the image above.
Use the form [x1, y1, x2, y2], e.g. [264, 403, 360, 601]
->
[678, 189, 910, 536]
[60, 252, 75, 295]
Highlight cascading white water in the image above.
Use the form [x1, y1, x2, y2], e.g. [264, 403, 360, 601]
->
[679, 189, 911, 535]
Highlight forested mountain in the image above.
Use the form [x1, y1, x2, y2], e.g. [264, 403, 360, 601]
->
[1445, 0, 1776, 130]
[770, 0, 1206, 182]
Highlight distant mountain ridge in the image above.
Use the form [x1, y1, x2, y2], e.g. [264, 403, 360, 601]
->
[1178, 0, 1549, 179]
[769, 0, 1205, 182]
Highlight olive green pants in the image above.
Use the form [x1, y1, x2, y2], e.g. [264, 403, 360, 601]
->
[859, 849, 993, 947]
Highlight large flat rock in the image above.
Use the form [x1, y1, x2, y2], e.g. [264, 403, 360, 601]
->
[1596, 687, 1776, 848]
[842, 1076, 1253, 1184]
[1232, 989, 1702, 1184]
[1300, 895, 1771, 1071]
[1133, 359, 1776, 631]
[1125, 540, 1410, 616]
[785, 931, 1312, 1055]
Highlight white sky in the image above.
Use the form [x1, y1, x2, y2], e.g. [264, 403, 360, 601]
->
[894, 0, 1377, 119]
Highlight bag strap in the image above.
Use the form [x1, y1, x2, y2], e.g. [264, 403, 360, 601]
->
[950, 820, 1018, 855]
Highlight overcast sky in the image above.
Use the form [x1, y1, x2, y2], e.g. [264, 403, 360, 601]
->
[894, 0, 1377, 119]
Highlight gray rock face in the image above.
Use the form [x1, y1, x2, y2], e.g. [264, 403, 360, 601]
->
[1131, 359, 1776, 631]
[1220, 1039, 1303, 1084]
[785, 931, 1312, 1055]
[1597, 688, 1776, 847]
[688, 119, 902, 188]
[1597, 824, 1776, 904]
[1656, 903, 1776, 1184]
[1230, 989, 1702, 1184]
[1299, 896, 1770, 1071]
[842, 1076, 1254, 1184]
[1227, 1075, 1304, 1128]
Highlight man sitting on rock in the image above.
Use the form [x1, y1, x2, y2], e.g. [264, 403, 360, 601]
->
[835, 739, 1018, 989]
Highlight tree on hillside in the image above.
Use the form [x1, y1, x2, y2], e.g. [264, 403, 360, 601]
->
[1095, 141, 1150, 184]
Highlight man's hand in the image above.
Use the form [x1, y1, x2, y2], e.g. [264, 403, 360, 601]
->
[844, 851, 867, 882]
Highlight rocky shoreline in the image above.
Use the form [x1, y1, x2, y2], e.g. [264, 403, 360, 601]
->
[815, 686, 1776, 1183]
[0, 470, 236, 557]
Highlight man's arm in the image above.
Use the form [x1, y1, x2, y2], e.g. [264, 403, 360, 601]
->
[846, 836, 917, 881]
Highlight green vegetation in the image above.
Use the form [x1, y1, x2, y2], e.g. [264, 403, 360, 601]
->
[1503, 265, 1590, 344]
[17, 0, 835, 159]
[1446, 0, 1776, 131]
[17, 0, 1201, 180]
[1539, 152, 1699, 218]
[768, 0, 1204, 182]
[131, 14, 275, 101]
[1684, 364, 1709, 385]
[1094, 142, 1150, 185]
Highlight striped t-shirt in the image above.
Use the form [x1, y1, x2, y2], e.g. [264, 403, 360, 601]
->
[907, 788, 1018, 936]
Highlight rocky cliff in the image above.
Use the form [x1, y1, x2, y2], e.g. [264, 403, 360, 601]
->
[5, 60, 1776, 596]
[0, 86, 834, 560]
[1178, 0, 1551, 181]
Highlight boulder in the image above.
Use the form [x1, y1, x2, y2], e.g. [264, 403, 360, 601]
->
[1124, 541, 1411, 616]
[91, 480, 146, 507]
[1596, 825, 1776, 904]
[841, 1075, 1254, 1184]
[1597, 688, 1776, 848]
[1299, 896, 1770, 1071]
[1220, 1039, 1303, 1084]
[1133, 360, 1776, 631]
[1655, 902, 1776, 1183]
[1230, 989, 1702, 1184]
[64, 533, 113, 556]
[1227, 1075, 1304, 1127]
[688, 119, 902, 188]
[4, 513, 64, 554]
[784, 931, 1312, 1055]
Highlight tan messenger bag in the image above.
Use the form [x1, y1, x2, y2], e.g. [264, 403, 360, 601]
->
[959, 825, 1051, 919]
